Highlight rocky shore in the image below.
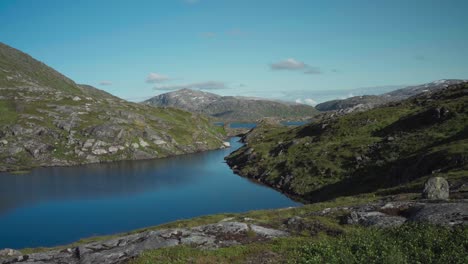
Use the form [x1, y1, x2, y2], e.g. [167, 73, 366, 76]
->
[1, 196, 466, 264]
[0, 222, 288, 264]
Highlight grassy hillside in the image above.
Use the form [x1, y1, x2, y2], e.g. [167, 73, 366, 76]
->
[0, 43, 80, 93]
[0, 42, 226, 172]
[226, 83, 468, 201]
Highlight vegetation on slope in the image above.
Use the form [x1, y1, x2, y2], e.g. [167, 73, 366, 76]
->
[226, 83, 468, 201]
[132, 224, 467, 264]
[0, 42, 226, 172]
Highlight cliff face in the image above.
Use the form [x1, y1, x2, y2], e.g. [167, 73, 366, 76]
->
[0, 43, 226, 172]
[226, 83, 468, 202]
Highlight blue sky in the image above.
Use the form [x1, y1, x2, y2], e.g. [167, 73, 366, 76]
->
[1, 0, 467, 103]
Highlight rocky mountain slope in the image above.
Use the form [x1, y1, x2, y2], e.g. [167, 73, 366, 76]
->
[0, 42, 226, 172]
[226, 83, 468, 202]
[316, 79, 468, 112]
[143, 89, 318, 121]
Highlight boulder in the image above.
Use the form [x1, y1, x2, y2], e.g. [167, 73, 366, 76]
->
[82, 139, 95, 149]
[92, 149, 108, 155]
[153, 139, 167, 145]
[0, 248, 21, 258]
[423, 177, 449, 200]
[108, 146, 119, 154]
[139, 138, 150, 148]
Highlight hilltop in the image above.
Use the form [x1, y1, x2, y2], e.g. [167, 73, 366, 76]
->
[0, 42, 226, 172]
[316, 79, 468, 113]
[143, 89, 318, 121]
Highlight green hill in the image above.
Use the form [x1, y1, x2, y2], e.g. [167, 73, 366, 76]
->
[226, 83, 468, 202]
[0, 42, 226, 172]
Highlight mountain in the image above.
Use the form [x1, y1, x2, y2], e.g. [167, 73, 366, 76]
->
[226, 82, 468, 202]
[316, 79, 468, 112]
[143, 89, 319, 121]
[0, 42, 226, 172]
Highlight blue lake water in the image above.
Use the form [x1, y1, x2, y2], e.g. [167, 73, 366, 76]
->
[213, 122, 310, 128]
[280, 121, 309, 126]
[229, 123, 257, 129]
[0, 137, 299, 249]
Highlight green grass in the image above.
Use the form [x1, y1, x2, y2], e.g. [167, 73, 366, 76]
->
[0, 100, 18, 125]
[294, 224, 468, 264]
[226, 84, 468, 201]
[130, 224, 468, 264]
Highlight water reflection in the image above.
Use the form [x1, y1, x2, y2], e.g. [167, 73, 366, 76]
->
[0, 137, 299, 249]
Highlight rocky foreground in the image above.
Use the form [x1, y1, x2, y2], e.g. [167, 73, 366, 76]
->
[0, 222, 288, 264]
[1, 196, 466, 264]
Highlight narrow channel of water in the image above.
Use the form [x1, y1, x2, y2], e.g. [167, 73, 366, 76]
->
[0, 137, 299, 249]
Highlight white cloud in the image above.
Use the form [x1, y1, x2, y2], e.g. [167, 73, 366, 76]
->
[154, 81, 227, 91]
[146, 73, 170, 83]
[270, 58, 322, 75]
[99, 81, 112, 86]
[304, 98, 317, 105]
[295, 98, 317, 106]
[270, 58, 307, 70]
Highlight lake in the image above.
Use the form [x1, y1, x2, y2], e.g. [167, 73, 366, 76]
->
[214, 122, 309, 128]
[0, 137, 299, 249]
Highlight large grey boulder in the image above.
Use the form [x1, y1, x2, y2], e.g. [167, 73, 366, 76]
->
[423, 177, 449, 200]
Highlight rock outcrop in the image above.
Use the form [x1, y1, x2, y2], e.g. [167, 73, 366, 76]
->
[337, 201, 468, 228]
[0, 222, 288, 264]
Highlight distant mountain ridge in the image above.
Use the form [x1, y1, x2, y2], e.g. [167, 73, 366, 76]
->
[316, 79, 468, 112]
[143, 89, 318, 121]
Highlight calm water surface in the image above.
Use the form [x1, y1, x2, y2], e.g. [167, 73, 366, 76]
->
[0, 137, 299, 249]
[280, 121, 309, 126]
[214, 122, 309, 128]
